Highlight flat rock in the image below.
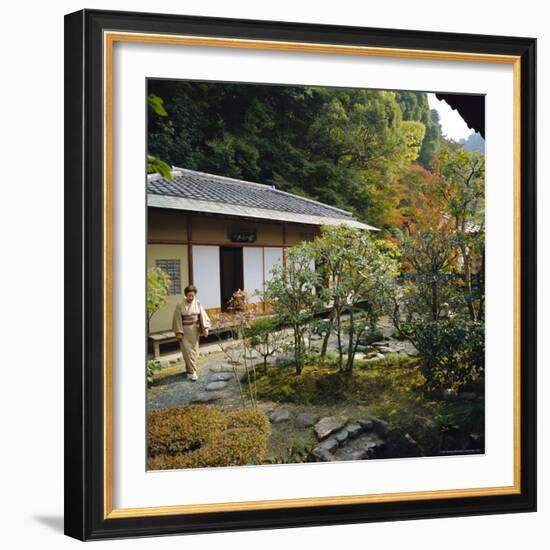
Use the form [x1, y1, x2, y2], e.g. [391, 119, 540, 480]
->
[210, 372, 233, 382]
[377, 346, 394, 354]
[209, 366, 234, 373]
[315, 416, 348, 440]
[205, 381, 228, 391]
[295, 412, 320, 428]
[269, 408, 291, 423]
[191, 393, 219, 404]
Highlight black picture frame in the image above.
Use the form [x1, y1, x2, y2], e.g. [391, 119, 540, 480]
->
[64, 8, 537, 541]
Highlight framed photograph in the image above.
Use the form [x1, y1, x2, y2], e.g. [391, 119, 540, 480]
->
[64, 9, 536, 541]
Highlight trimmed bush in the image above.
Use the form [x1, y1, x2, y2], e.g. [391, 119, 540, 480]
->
[148, 405, 270, 470]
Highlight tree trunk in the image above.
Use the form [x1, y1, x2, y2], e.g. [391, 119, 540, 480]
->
[294, 326, 302, 375]
[459, 242, 476, 322]
[346, 307, 355, 371]
[320, 310, 335, 358]
[335, 308, 343, 370]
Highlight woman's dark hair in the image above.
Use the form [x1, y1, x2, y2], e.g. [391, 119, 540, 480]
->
[184, 284, 198, 295]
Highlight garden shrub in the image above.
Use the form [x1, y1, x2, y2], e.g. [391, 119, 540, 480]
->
[147, 359, 162, 387]
[406, 318, 484, 392]
[147, 405, 270, 470]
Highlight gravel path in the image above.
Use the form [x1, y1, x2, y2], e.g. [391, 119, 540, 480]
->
[147, 350, 256, 411]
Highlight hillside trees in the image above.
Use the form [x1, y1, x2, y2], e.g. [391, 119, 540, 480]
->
[392, 145, 485, 390]
[148, 82, 437, 230]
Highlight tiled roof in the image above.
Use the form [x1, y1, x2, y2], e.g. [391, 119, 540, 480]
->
[147, 167, 355, 220]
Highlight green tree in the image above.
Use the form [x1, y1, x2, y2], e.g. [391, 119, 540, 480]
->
[146, 94, 173, 180]
[435, 146, 485, 321]
[147, 81, 434, 230]
[147, 267, 171, 331]
[311, 226, 399, 371]
[264, 243, 320, 374]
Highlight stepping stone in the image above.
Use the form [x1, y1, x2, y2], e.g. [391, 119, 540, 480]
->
[314, 416, 348, 440]
[269, 408, 291, 423]
[318, 438, 339, 453]
[295, 412, 320, 428]
[333, 429, 349, 444]
[209, 366, 234, 373]
[210, 372, 233, 382]
[346, 422, 364, 439]
[205, 381, 228, 391]
[191, 393, 220, 404]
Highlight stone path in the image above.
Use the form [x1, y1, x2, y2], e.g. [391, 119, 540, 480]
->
[147, 350, 255, 411]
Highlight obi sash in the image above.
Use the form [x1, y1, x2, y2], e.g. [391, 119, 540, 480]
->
[181, 313, 199, 326]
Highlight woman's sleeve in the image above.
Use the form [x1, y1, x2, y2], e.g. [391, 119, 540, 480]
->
[199, 304, 211, 330]
[172, 303, 183, 334]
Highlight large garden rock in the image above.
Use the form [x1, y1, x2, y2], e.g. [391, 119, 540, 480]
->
[314, 416, 348, 440]
[269, 408, 291, 423]
[370, 416, 390, 437]
[357, 418, 374, 432]
[295, 412, 320, 428]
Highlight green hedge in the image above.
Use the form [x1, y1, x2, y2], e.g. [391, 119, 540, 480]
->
[148, 405, 270, 470]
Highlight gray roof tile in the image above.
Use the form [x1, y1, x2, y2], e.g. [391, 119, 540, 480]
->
[147, 168, 354, 220]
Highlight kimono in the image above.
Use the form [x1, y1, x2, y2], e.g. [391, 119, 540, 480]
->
[172, 297, 211, 374]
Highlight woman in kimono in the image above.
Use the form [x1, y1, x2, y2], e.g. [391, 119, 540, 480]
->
[172, 284, 211, 381]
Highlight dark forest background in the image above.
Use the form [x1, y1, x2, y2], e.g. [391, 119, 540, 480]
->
[147, 80, 483, 234]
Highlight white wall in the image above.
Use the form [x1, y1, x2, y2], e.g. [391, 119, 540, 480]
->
[192, 245, 221, 309]
[0, 1, 546, 549]
[264, 247, 284, 282]
[243, 246, 264, 302]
